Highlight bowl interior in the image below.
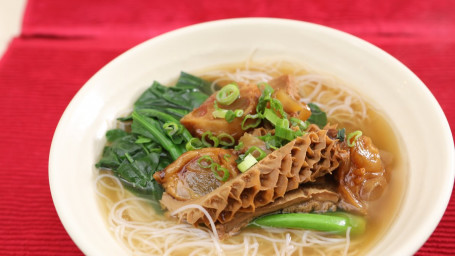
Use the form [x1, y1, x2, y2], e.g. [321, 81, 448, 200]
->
[49, 18, 454, 256]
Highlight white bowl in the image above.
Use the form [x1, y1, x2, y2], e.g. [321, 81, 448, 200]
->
[49, 18, 454, 255]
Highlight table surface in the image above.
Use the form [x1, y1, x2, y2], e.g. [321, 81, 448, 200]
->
[0, 0, 454, 255]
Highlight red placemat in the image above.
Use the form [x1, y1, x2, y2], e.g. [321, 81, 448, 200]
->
[1, 0, 454, 255]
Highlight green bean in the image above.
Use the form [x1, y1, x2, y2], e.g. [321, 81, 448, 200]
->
[249, 212, 366, 236]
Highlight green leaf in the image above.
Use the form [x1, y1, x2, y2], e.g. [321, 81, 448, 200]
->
[106, 129, 128, 142]
[307, 103, 328, 128]
[336, 128, 346, 141]
[175, 71, 213, 95]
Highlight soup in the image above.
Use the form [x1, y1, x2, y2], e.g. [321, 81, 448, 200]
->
[95, 60, 406, 255]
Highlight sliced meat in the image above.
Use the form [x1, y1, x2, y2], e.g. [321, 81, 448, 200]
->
[180, 75, 311, 141]
[180, 83, 261, 140]
[153, 148, 239, 200]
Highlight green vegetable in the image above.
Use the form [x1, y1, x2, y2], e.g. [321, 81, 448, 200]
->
[290, 117, 310, 131]
[212, 101, 243, 123]
[197, 155, 230, 182]
[96, 72, 213, 213]
[135, 77, 210, 112]
[175, 71, 213, 95]
[186, 138, 204, 151]
[307, 103, 327, 128]
[234, 141, 244, 151]
[216, 83, 240, 105]
[132, 111, 184, 160]
[197, 155, 214, 168]
[275, 119, 295, 141]
[201, 131, 219, 147]
[250, 212, 366, 236]
[211, 164, 230, 182]
[95, 132, 168, 212]
[270, 98, 287, 119]
[263, 108, 281, 126]
[337, 128, 346, 141]
[136, 109, 192, 142]
[256, 84, 274, 114]
[237, 154, 258, 172]
[218, 133, 235, 147]
[259, 133, 284, 150]
[244, 146, 267, 161]
[241, 114, 261, 130]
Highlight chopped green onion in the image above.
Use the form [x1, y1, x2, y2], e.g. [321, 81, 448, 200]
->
[347, 130, 362, 147]
[259, 134, 283, 150]
[290, 117, 310, 131]
[256, 84, 274, 114]
[224, 110, 236, 123]
[223, 154, 231, 161]
[234, 141, 244, 150]
[263, 108, 281, 126]
[162, 121, 180, 136]
[213, 101, 243, 123]
[275, 118, 296, 141]
[237, 154, 258, 172]
[201, 131, 219, 147]
[212, 109, 227, 119]
[270, 98, 287, 119]
[197, 155, 214, 169]
[244, 146, 267, 161]
[216, 83, 240, 105]
[186, 137, 204, 151]
[218, 133, 235, 147]
[211, 164, 230, 181]
[241, 114, 261, 130]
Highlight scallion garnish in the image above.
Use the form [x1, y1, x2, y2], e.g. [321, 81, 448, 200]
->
[234, 141, 244, 150]
[213, 101, 243, 123]
[237, 154, 258, 172]
[216, 83, 240, 105]
[290, 117, 310, 131]
[263, 108, 281, 126]
[241, 114, 261, 130]
[201, 131, 219, 147]
[186, 137, 204, 151]
[211, 164, 230, 182]
[197, 155, 230, 181]
[162, 121, 180, 136]
[218, 133, 235, 147]
[346, 130, 362, 147]
[270, 98, 287, 119]
[244, 146, 267, 161]
[197, 155, 214, 168]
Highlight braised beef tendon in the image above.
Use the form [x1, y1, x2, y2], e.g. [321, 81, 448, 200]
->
[153, 148, 239, 200]
[336, 136, 388, 214]
[180, 83, 261, 140]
